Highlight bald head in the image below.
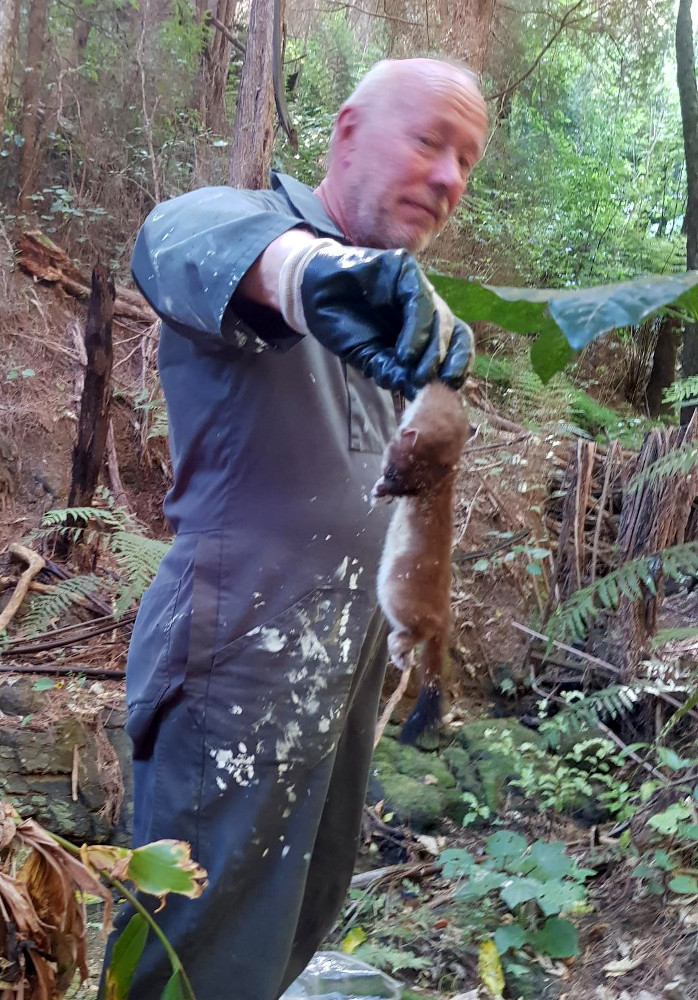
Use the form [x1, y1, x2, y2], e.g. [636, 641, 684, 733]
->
[316, 58, 488, 252]
[348, 58, 482, 118]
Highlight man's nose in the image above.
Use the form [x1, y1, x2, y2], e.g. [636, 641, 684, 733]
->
[429, 152, 466, 209]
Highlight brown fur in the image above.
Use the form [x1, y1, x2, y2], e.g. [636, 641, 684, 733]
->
[372, 383, 470, 740]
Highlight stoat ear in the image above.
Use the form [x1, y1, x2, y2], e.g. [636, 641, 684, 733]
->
[400, 427, 419, 446]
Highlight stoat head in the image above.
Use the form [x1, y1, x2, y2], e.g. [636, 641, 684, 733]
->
[371, 384, 471, 500]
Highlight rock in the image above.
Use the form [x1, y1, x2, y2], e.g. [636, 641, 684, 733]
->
[0, 679, 132, 845]
[370, 735, 465, 831]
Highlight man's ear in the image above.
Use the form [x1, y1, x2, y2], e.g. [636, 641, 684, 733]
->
[332, 104, 360, 166]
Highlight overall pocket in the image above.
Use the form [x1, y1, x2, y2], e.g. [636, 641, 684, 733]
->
[345, 364, 397, 454]
[198, 583, 376, 777]
[125, 577, 191, 755]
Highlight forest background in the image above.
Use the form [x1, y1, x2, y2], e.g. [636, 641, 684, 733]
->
[3, 1, 698, 999]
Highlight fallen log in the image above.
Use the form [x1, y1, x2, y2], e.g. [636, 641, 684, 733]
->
[16, 231, 156, 325]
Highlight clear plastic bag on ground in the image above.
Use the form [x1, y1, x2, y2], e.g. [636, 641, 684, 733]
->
[280, 950, 402, 999]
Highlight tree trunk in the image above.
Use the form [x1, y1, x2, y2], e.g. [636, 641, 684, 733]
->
[443, 0, 498, 76]
[646, 317, 680, 418]
[0, 0, 20, 127]
[18, 0, 49, 212]
[72, 0, 94, 68]
[196, 0, 239, 135]
[229, 0, 277, 189]
[676, 0, 698, 421]
[68, 264, 115, 510]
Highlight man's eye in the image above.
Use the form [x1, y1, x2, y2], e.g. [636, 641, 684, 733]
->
[418, 135, 438, 149]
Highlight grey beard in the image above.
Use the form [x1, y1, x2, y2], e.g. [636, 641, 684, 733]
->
[346, 185, 433, 252]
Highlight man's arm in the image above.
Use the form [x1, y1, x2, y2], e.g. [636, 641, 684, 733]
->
[131, 187, 312, 344]
[235, 228, 317, 311]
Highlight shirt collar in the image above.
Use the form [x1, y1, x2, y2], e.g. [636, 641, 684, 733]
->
[270, 171, 346, 240]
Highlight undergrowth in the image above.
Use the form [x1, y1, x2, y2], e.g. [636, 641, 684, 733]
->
[471, 351, 656, 447]
[16, 487, 170, 634]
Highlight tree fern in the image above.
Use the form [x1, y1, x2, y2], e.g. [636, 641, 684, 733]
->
[108, 530, 170, 618]
[663, 374, 698, 406]
[23, 489, 171, 629]
[627, 443, 698, 494]
[547, 542, 698, 643]
[19, 575, 102, 636]
[31, 495, 139, 543]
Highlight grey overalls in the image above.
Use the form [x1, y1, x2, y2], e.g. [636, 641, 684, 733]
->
[103, 174, 396, 999]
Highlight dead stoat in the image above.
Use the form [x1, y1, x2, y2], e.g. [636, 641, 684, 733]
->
[372, 382, 470, 744]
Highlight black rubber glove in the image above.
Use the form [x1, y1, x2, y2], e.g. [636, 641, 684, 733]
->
[299, 247, 473, 399]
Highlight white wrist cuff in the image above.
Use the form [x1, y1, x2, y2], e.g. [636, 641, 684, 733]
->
[278, 238, 345, 335]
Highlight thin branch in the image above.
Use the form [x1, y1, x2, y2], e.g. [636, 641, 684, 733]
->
[136, 0, 161, 204]
[318, 0, 421, 25]
[512, 620, 619, 674]
[0, 662, 124, 679]
[207, 12, 246, 55]
[487, 0, 587, 102]
[374, 658, 413, 748]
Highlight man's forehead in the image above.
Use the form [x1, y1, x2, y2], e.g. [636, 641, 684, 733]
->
[360, 65, 485, 126]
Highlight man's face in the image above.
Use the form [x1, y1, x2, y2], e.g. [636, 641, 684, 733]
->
[341, 72, 487, 252]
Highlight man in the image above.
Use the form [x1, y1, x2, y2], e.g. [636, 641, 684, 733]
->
[107, 57, 487, 1000]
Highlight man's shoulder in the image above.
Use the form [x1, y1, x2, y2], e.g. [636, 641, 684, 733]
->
[166, 184, 288, 214]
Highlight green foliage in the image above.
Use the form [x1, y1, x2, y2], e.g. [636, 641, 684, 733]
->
[130, 388, 169, 440]
[439, 834, 588, 961]
[110, 531, 171, 618]
[630, 778, 698, 902]
[461, 791, 491, 827]
[351, 941, 430, 975]
[470, 354, 513, 386]
[470, 536, 551, 583]
[627, 443, 698, 494]
[663, 374, 698, 405]
[24, 488, 170, 630]
[278, 13, 384, 186]
[19, 575, 102, 636]
[546, 542, 698, 643]
[540, 686, 644, 736]
[432, 272, 698, 385]
[108, 913, 149, 1000]
[481, 725, 634, 819]
[652, 626, 698, 648]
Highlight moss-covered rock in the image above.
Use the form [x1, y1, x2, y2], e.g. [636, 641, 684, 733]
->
[370, 737, 465, 830]
[450, 717, 547, 812]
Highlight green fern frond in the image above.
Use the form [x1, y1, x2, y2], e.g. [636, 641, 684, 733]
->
[651, 627, 698, 649]
[627, 444, 698, 494]
[30, 503, 139, 542]
[547, 542, 698, 643]
[543, 684, 645, 736]
[660, 687, 698, 739]
[110, 530, 171, 618]
[663, 375, 698, 405]
[19, 575, 103, 637]
[510, 365, 573, 426]
[131, 388, 169, 440]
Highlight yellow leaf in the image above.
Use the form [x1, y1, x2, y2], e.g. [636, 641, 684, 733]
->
[478, 939, 505, 997]
[341, 926, 367, 954]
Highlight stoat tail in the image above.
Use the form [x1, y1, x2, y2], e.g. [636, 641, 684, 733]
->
[399, 635, 445, 746]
